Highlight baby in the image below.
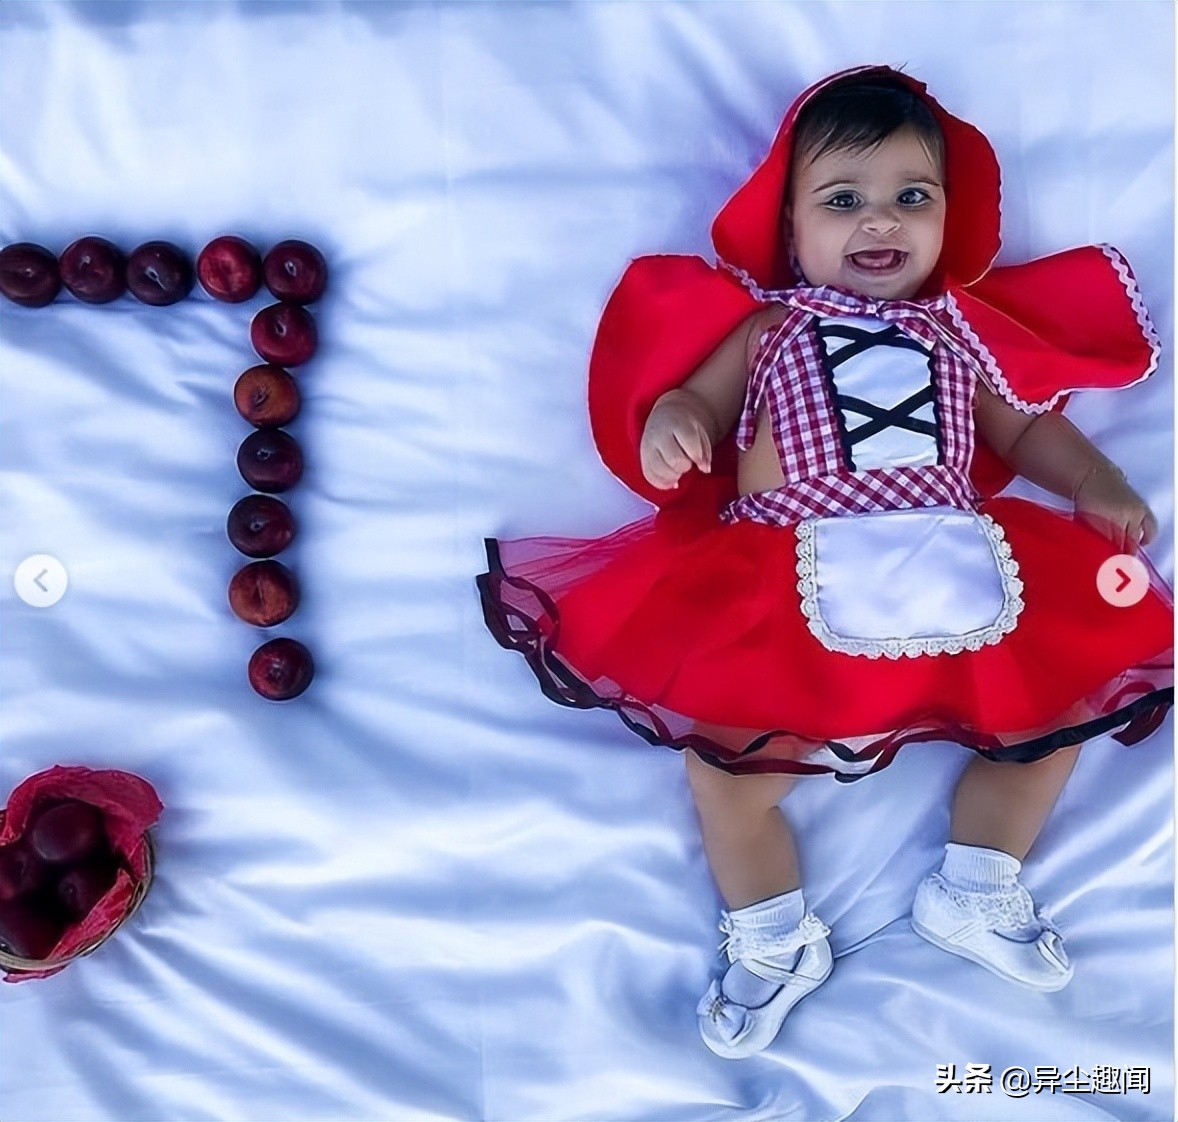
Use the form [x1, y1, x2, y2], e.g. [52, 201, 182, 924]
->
[643, 73, 1159, 1058]
[477, 66, 1172, 1062]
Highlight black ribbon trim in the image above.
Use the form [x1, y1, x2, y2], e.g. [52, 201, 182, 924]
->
[968, 688, 1174, 763]
[476, 537, 1173, 782]
[816, 341, 857, 468]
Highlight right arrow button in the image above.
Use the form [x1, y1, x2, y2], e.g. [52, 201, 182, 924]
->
[1097, 554, 1150, 608]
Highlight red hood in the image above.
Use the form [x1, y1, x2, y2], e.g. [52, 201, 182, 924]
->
[587, 66, 1158, 512]
[710, 65, 1002, 295]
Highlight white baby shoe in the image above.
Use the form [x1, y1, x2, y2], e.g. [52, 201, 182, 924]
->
[911, 870, 1073, 992]
[696, 891, 834, 1060]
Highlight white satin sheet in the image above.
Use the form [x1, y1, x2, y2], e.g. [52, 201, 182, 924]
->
[0, 3, 1172, 1120]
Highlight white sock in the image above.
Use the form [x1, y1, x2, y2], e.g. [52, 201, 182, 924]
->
[939, 842, 1040, 939]
[720, 888, 806, 1007]
[940, 841, 1020, 889]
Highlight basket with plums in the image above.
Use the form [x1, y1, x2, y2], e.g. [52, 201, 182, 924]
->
[0, 765, 162, 981]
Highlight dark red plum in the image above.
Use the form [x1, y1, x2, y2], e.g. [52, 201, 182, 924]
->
[229, 560, 299, 627]
[234, 364, 301, 428]
[250, 302, 317, 366]
[0, 841, 48, 902]
[263, 239, 327, 303]
[126, 240, 194, 305]
[0, 898, 63, 960]
[0, 243, 62, 307]
[197, 235, 262, 302]
[248, 637, 314, 700]
[227, 494, 296, 558]
[28, 800, 107, 865]
[236, 429, 304, 493]
[59, 236, 126, 303]
[57, 856, 119, 922]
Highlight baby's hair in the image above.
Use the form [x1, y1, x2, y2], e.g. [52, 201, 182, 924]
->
[790, 71, 945, 182]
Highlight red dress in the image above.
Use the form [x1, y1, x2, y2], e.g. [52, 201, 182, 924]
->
[476, 66, 1173, 781]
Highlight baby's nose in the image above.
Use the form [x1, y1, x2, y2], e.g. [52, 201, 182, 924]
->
[862, 210, 901, 233]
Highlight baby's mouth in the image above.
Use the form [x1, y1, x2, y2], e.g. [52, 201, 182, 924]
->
[847, 249, 907, 273]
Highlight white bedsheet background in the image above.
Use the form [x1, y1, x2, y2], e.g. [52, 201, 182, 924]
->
[0, 3, 1172, 1120]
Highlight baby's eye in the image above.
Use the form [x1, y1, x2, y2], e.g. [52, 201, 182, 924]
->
[898, 187, 931, 206]
[823, 192, 859, 211]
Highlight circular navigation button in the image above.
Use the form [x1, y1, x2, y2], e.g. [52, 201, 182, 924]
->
[14, 554, 68, 608]
[1096, 553, 1150, 608]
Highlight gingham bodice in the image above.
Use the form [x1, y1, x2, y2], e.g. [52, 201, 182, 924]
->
[720, 290, 981, 527]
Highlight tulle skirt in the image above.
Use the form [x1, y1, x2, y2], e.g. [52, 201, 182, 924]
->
[477, 497, 1173, 781]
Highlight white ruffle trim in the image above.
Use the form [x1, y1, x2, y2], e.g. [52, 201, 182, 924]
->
[942, 292, 1048, 416]
[794, 512, 1025, 659]
[718, 258, 770, 302]
[718, 257, 800, 305]
[716, 909, 831, 966]
[945, 244, 1161, 416]
[1099, 243, 1162, 382]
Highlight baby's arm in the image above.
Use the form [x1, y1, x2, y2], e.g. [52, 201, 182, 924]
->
[974, 383, 1158, 550]
[640, 311, 768, 491]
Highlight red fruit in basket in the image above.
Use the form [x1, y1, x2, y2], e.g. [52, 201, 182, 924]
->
[0, 841, 48, 902]
[234, 364, 301, 428]
[197, 235, 262, 302]
[28, 800, 107, 865]
[227, 494, 296, 558]
[0, 897, 64, 960]
[263, 239, 327, 304]
[229, 560, 299, 627]
[56, 855, 119, 922]
[236, 428, 304, 493]
[59, 236, 126, 304]
[126, 240, 194, 305]
[248, 637, 315, 700]
[0, 243, 62, 307]
[250, 302, 317, 366]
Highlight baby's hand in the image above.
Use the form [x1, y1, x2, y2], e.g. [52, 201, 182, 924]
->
[640, 391, 713, 491]
[1074, 465, 1158, 552]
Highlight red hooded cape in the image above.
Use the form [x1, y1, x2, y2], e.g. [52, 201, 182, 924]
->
[588, 65, 1161, 514]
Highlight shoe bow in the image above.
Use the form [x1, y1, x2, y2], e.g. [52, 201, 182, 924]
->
[695, 978, 751, 1042]
[1035, 915, 1070, 971]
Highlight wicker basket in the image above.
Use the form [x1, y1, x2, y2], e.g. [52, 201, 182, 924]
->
[0, 833, 156, 975]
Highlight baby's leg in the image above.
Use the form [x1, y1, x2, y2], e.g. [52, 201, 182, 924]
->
[949, 744, 1081, 861]
[686, 726, 835, 1056]
[911, 745, 1083, 991]
[685, 727, 801, 910]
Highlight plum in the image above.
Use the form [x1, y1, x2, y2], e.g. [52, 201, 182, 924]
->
[57, 855, 119, 922]
[0, 243, 62, 307]
[0, 898, 63, 960]
[126, 240, 194, 305]
[248, 637, 314, 700]
[263, 239, 327, 304]
[0, 841, 48, 902]
[59, 236, 126, 304]
[227, 494, 296, 558]
[236, 428, 304, 493]
[197, 235, 262, 303]
[229, 560, 299, 627]
[233, 364, 301, 428]
[250, 302, 317, 366]
[28, 800, 107, 865]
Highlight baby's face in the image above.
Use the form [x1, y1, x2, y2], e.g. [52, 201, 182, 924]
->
[786, 127, 946, 300]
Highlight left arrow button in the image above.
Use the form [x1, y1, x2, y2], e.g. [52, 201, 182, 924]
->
[14, 555, 68, 608]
